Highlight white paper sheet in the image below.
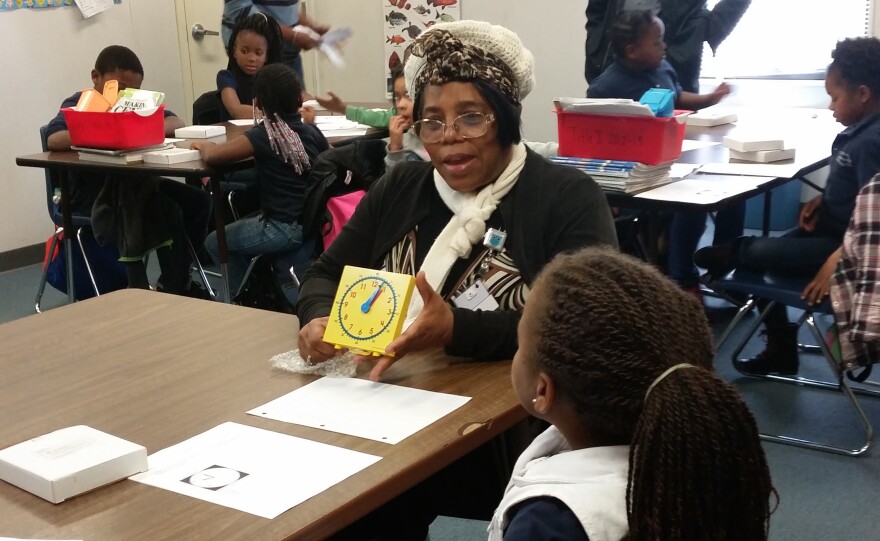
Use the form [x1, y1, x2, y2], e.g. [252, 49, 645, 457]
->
[670, 163, 700, 179]
[248, 377, 472, 444]
[697, 162, 802, 178]
[74, 0, 112, 18]
[635, 176, 768, 204]
[130, 422, 380, 519]
[680, 139, 720, 152]
[227, 119, 257, 127]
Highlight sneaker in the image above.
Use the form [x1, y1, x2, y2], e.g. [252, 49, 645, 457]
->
[693, 242, 737, 280]
[733, 325, 800, 375]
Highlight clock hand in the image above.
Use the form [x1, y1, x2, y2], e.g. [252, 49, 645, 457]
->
[360, 284, 384, 313]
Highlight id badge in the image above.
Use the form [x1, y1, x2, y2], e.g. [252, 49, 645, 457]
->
[452, 280, 500, 311]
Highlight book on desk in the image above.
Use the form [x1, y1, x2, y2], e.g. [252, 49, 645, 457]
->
[73, 142, 174, 164]
[551, 156, 673, 193]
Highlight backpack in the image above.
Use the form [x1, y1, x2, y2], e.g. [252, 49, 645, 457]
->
[300, 139, 387, 254]
[44, 227, 128, 300]
[232, 255, 295, 314]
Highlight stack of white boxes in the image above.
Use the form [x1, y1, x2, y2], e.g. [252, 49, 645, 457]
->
[723, 134, 796, 163]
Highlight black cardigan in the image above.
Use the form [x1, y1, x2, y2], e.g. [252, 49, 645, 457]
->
[297, 149, 618, 360]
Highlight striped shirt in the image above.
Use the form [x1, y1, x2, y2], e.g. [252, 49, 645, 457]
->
[831, 173, 880, 368]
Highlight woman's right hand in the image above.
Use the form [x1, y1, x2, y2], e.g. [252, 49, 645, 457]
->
[298, 316, 340, 364]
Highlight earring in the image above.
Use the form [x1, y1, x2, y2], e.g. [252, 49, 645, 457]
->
[531, 398, 537, 405]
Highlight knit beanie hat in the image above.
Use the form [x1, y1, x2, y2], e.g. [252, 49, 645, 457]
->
[404, 20, 535, 105]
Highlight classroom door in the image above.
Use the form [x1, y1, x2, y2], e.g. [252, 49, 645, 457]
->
[175, 0, 228, 123]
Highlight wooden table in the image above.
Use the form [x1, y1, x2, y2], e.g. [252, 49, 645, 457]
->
[0, 290, 524, 540]
[16, 122, 387, 304]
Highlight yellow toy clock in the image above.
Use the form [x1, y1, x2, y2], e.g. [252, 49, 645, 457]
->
[322, 266, 416, 356]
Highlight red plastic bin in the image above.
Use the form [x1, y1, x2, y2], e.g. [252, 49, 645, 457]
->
[62, 105, 166, 150]
[556, 110, 689, 165]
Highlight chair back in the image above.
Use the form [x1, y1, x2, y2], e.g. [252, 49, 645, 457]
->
[192, 90, 228, 125]
[39, 124, 62, 226]
[300, 139, 387, 250]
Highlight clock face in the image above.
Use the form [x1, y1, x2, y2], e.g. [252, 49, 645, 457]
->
[336, 276, 398, 341]
[323, 266, 416, 356]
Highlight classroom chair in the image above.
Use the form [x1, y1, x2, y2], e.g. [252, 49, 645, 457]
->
[711, 270, 878, 457]
[35, 125, 102, 312]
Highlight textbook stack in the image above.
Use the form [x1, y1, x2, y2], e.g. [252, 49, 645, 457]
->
[550, 157, 673, 193]
[73, 142, 174, 165]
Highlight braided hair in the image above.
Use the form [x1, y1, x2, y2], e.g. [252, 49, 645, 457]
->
[226, 12, 284, 102]
[829, 37, 880, 96]
[254, 63, 310, 174]
[530, 247, 774, 540]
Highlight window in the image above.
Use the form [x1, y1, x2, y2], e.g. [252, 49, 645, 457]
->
[700, 0, 871, 79]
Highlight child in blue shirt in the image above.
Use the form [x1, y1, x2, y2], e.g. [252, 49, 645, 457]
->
[46, 45, 211, 297]
[492, 247, 772, 540]
[217, 12, 284, 120]
[587, 9, 739, 300]
[695, 37, 880, 375]
[587, 9, 729, 109]
[193, 63, 329, 296]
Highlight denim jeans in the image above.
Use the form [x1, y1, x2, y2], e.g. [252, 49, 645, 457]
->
[205, 215, 303, 296]
[668, 201, 746, 288]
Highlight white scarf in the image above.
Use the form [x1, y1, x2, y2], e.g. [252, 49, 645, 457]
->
[405, 142, 527, 324]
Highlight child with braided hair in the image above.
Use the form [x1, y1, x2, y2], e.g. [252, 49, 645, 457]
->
[491, 246, 774, 541]
[193, 63, 328, 296]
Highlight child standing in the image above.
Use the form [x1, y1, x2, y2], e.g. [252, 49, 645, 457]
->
[218, 12, 284, 120]
[696, 37, 880, 375]
[491, 246, 774, 541]
[193, 63, 329, 296]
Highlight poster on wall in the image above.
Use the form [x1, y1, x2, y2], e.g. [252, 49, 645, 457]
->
[383, 0, 461, 96]
[0, 0, 121, 10]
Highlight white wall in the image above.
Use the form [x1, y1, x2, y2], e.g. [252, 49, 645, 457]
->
[307, 0, 587, 144]
[0, 0, 183, 254]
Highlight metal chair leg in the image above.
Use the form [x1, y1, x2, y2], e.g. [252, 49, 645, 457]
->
[187, 237, 216, 300]
[722, 303, 875, 456]
[228, 191, 240, 221]
[75, 227, 101, 298]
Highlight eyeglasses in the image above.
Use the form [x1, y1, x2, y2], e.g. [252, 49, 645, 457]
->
[413, 112, 496, 144]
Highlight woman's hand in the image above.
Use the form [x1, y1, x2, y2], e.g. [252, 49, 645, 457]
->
[388, 115, 411, 152]
[356, 272, 453, 381]
[799, 196, 823, 232]
[801, 248, 842, 305]
[315, 91, 347, 115]
[298, 316, 341, 364]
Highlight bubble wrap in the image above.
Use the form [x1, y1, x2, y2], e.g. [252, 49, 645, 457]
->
[270, 349, 358, 378]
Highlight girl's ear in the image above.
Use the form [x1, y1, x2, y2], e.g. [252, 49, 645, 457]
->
[532, 371, 556, 416]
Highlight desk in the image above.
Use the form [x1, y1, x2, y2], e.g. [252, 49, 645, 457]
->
[605, 107, 841, 221]
[16, 122, 387, 303]
[0, 290, 525, 540]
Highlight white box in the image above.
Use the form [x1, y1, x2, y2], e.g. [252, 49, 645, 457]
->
[723, 135, 784, 152]
[142, 148, 202, 165]
[729, 147, 796, 163]
[174, 125, 226, 138]
[686, 111, 738, 127]
[0, 425, 148, 503]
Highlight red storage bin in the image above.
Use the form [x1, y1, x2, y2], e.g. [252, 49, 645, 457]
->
[556, 110, 689, 165]
[63, 105, 166, 150]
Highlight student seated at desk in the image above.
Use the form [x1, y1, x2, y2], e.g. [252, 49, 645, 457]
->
[587, 9, 740, 301]
[218, 12, 284, 120]
[696, 37, 880, 376]
[193, 63, 329, 297]
[46, 45, 211, 297]
[490, 247, 774, 541]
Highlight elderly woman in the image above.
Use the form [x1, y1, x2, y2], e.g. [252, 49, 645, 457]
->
[297, 21, 617, 381]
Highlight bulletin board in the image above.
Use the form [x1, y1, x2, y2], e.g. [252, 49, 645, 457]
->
[0, 0, 121, 10]
[383, 0, 461, 96]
